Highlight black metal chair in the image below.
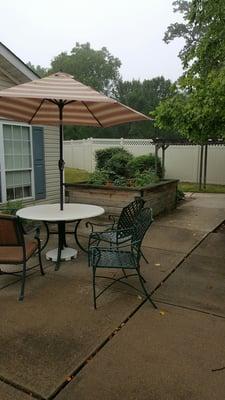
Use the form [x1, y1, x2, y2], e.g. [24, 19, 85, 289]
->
[88, 207, 157, 309]
[0, 215, 44, 301]
[87, 197, 145, 249]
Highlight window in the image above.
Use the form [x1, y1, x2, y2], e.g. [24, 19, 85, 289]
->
[0, 123, 34, 202]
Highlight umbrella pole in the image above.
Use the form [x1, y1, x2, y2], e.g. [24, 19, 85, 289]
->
[58, 101, 65, 211]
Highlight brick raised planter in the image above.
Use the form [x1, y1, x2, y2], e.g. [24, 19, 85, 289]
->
[65, 179, 179, 217]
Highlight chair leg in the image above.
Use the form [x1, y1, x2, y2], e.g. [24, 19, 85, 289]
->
[136, 268, 157, 309]
[92, 267, 97, 309]
[122, 268, 127, 278]
[140, 249, 149, 264]
[38, 243, 45, 276]
[19, 261, 26, 301]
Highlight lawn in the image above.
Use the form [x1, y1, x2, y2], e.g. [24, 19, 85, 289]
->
[179, 182, 225, 193]
[65, 167, 90, 184]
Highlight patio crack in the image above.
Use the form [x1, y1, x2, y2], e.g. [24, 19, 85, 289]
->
[152, 300, 225, 320]
[0, 374, 45, 400]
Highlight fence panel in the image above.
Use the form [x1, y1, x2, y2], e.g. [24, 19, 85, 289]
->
[64, 138, 225, 184]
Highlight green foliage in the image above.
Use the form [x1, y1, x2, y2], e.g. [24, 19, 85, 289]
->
[176, 188, 185, 203]
[50, 42, 121, 95]
[128, 154, 162, 178]
[134, 171, 159, 187]
[26, 62, 48, 77]
[88, 147, 162, 187]
[105, 152, 133, 179]
[0, 200, 24, 215]
[113, 177, 127, 187]
[95, 147, 132, 170]
[87, 170, 110, 186]
[115, 77, 178, 140]
[154, 0, 225, 142]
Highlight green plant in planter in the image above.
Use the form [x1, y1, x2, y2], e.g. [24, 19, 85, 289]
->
[0, 200, 24, 215]
[113, 176, 128, 186]
[128, 154, 163, 179]
[95, 147, 132, 170]
[88, 170, 110, 186]
[105, 152, 133, 179]
[176, 188, 185, 203]
[134, 171, 159, 187]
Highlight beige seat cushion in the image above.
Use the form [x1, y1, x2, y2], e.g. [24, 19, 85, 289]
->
[0, 239, 38, 263]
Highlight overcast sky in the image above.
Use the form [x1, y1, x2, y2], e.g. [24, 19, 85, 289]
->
[1, 0, 184, 82]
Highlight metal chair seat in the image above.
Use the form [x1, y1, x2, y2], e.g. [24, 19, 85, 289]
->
[92, 248, 137, 269]
[91, 230, 132, 245]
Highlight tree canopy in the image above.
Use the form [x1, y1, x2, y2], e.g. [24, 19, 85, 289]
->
[154, 0, 225, 143]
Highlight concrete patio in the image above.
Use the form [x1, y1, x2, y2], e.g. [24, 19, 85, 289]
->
[0, 193, 225, 400]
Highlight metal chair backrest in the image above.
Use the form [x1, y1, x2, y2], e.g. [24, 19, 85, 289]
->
[131, 207, 153, 256]
[117, 197, 145, 232]
[0, 215, 24, 246]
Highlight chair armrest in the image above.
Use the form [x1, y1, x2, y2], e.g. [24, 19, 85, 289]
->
[86, 220, 115, 233]
[88, 227, 134, 248]
[108, 214, 119, 225]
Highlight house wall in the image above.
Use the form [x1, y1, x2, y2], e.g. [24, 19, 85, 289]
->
[0, 69, 60, 205]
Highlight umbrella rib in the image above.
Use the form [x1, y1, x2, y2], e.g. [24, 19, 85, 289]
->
[28, 98, 46, 124]
[82, 101, 103, 127]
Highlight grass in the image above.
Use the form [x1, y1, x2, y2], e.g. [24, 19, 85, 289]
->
[65, 167, 90, 184]
[179, 182, 225, 193]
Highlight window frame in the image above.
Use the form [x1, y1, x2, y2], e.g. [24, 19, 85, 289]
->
[0, 120, 35, 203]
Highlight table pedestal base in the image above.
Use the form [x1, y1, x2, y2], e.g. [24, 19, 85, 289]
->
[46, 247, 77, 262]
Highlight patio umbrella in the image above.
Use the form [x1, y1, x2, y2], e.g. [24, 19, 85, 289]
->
[0, 72, 151, 210]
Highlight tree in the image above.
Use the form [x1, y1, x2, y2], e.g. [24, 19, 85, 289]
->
[64, 76, 176, 140]
[50, 42, 121, 95]
[115, 77, 178, 139]
[26, 62, 48, 77]
[154, 0, 225, 142]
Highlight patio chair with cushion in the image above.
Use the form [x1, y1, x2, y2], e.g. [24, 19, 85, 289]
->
[87, 197, 146, 255]
[0, 215, 44, 301]
[88, 207, 157, 309]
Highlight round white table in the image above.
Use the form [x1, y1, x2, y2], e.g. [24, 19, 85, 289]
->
[17, 203, 105, 269]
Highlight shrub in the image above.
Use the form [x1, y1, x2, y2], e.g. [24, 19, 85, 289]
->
[176, 188, 185, 203]
[113, 176, 127, 186]
[106, 152, 133, 179]
[0, 200, 23, 215]
[134, 171, 159, 187]
[88, 170, 110, 186]
[95, 147, 132, 170]
[128, 154, 163, 178]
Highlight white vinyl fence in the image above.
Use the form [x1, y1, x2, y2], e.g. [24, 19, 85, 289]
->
[64, 138, 225, 185]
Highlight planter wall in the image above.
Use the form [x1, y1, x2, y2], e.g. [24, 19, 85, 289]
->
[65, 179, 178, 217]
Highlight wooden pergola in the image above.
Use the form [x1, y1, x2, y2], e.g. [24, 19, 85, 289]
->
[151, 137, 225, 189]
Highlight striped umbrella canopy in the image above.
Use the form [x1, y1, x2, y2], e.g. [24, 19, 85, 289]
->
[0, 72, 151, 209]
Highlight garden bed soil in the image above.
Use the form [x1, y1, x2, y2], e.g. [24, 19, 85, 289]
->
[65, 179, 178, 217]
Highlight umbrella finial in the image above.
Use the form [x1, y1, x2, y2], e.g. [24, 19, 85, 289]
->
[54, 72, 74, 79]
